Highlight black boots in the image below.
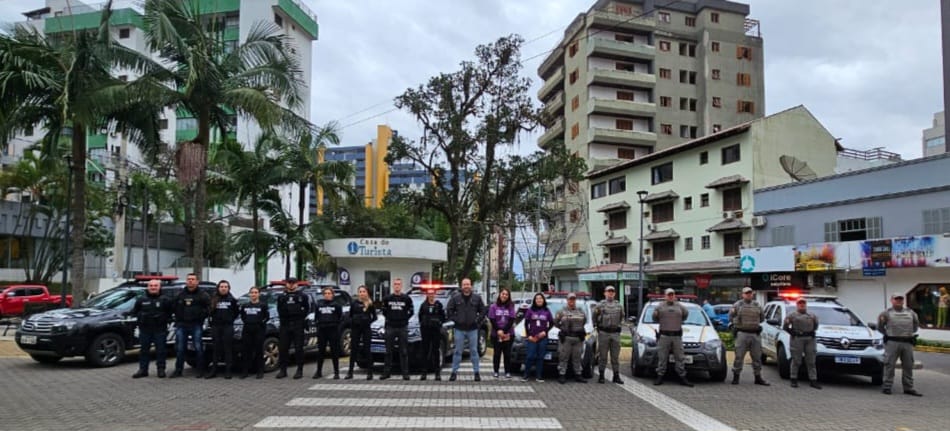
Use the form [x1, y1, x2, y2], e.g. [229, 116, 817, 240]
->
[791, 379, 799, 388]
[754, 375, 770, 386]
[679, 375, 693, 387]
[612, 374, 624, 384]
[276, 368, 287, 379]
[731, 372, 739, 385]
[157, 368, 166, 378]
[293, 366, 303, 379]
[598, 371, 606, 384]
[132, 369, 148, 379]
[653, 375, 664, 386]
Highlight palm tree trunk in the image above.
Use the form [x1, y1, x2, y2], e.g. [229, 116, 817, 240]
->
[192, 112, 211, 279]
[252, 200, 261, 287]
[69, 124, 87, 306]
[295, 181, 306, 279]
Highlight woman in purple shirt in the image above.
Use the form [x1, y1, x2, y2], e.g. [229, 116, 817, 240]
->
[522, 293, 553, 382]
[488, 288, 516, 379]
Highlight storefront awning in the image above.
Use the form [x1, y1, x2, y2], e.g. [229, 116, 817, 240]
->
[641, 190, 679, 204]
[643, 229, 679, 241]
[646, 259, 740, 275]
[705, 174, 750, 189]
[597, 235, 632, 247]
[596, 201, 630, 213]
[707, 219, 751, 232]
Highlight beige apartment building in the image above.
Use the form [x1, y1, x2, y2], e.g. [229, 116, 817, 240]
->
[923, 111, 947, 157]
[537, 0, 765, 291]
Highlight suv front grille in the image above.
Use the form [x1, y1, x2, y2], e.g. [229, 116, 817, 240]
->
[21, 320, 53, 334]
[817, 337, 871, 351]
[683, 342, 702, 349]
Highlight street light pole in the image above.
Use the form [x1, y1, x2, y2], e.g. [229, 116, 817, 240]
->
[61, 155, 73, 308]
[636, 190, 648, 317]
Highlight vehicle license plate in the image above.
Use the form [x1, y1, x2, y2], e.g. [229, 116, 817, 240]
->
[835, 356, 860, 364]
[371, 344, 386, 353]
[544, 352, 552, 360]
[20, 335, 37, 345]
[669, 355, 694, 364]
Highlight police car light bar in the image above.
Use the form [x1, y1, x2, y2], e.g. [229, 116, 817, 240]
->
[133, 274, 178, 281]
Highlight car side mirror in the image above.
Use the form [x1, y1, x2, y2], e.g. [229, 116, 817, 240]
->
[767, 319, 780, 326]
[867, 323, 877, 331]
[627, 316, 637, 323]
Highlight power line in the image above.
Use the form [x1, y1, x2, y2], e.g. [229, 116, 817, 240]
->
[339, 107, 398, 130]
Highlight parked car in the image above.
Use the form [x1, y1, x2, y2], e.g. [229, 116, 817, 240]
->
[0, 284, 72, 317]
[629, 298, 728, 381]
[510, 292, 597, 378]
[760, 295, 885, 384]
[710, 304, 732, 331]
[14, 276, 214, 366]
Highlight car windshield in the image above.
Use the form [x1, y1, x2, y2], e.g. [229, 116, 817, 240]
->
[713, 305, 731, 314]
[85, 288, 141, 311]
[641, 304, 709, 326]
[787, 305, 863, 326]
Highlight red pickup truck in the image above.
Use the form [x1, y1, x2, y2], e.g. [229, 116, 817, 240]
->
[0, 285, 73, 317]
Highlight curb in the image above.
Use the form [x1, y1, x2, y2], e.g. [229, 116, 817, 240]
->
[915, 345, 950, 354]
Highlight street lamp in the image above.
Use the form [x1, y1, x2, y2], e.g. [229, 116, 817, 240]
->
[61, 154, 73, 308]
[636, 189, 648, 316]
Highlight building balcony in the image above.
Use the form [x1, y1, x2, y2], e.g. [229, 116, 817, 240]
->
[550, 252, 590, 271]
[538, 119, 565, 149]
[588, 10, 655, 32]
[538, 47, 564, 80]
[588, 68, 656, 88]
[538, 67, 564, 102]
[588, 98, 655, 118]
[588, 127, 656, 146]
[588, 37, 655, 61]
[542, 92, 565, 121]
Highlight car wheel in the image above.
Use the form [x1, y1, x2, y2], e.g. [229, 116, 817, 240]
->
[262, 336, 280, 372]
[708, 346, 728, 382]
[85, 333, 126, 367]
[29, 354, 63, 364]
[776, 344, 790, 379]
[581, 347, 594, 379]
[340, 328, 352, 357]
[478, 328, 488, 357]
[631, 346, 647, 377]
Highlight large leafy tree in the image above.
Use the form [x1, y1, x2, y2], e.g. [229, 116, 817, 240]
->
[140, 0, 310, 277]
[0, 4, 162, 302]
[389, 35, 586, 281]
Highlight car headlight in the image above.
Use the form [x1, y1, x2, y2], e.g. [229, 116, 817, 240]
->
[408, 327, 421, 338]
[52, 321, 78, 334]
[640, 336, 657, 347]
[872, 338, 884, 350]
[704, 339, 722, 350]
[376, 326, 385, 335]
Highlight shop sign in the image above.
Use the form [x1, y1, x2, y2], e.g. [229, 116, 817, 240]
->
[694, 274, 712, 289]
[861, 240, 890, 276]
[338, 268, 350, 285]
[740, 246, 794, 273]
[347, 239, 393, 257]
[750, 272, 797, 290]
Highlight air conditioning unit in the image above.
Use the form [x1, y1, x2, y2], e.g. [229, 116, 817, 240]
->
[750, 216, 767, 227]
[734, 210, 744, 219]
[603, 218, 609, 225]
[722, 211, 731, 219]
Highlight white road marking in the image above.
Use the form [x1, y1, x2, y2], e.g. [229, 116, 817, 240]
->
[287, 397, 545, 408]
[307, 383, 534, 393]
[255, 416, 562, 429]
[611, 370, 737, 431]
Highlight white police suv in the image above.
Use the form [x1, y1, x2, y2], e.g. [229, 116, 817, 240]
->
[760, 295, 885, 385]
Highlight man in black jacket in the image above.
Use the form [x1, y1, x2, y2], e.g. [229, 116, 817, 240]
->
[276, 277, 309, 379]
[128, 279, 172, 378]
[381, 278, 413, 380]
[447, 277, 486, 381]
[170, 273, 211, 378]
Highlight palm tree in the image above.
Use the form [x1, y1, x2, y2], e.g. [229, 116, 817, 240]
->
[0, 4, 162, 303]
[140, 0, 311, 278]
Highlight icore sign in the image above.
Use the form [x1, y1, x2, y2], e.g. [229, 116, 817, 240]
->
[347, 239, 393, 257]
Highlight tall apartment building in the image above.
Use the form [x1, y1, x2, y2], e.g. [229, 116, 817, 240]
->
[923, 111, 947, 157]
[537, 0, 764, 290]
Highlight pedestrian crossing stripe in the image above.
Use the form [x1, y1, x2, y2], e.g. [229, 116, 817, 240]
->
[254, 416, 562, 429]
[287, 398, 546, 408]
[307, 383, 534, 393]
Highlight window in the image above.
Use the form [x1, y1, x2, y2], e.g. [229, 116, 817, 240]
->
[569, 210, 580, 223]
[658, 11, 671, 23]
[118, 75, 128, 82]
[923, 207, 950, 234]
[652, 202, 673, 223]
[679, 97, 696, 111]
[571, 123, 580, 139]
[274, 13, 283, 27]
[711, 12, 720, 23]
[684, 197, 693, 210]
[177, 117, 198, 130]
[615, 4, 633, 15]
[608, 211, 627, 230]
[609, 246, 628, 264]
[723, 232, 742, 256]
[653, 241, 675, 261]
[771, 226, 795, 246]
[722, 187, 742, 211]
[712, 69, 720, 80]
[699, 151, 708, 165]
[679, 70, 697, 84]
[684, 237, 693, 251]
[572, 243, 580, 253]
[569, 42, 578, 57]
[711, 41, 720, 52]
[569, 69, 579, 84]
[712, 124, 722, 132]
[825, 217, 883, 241]
[721, 144, 741, 164]
[679, 125, 697, 138]
[685, 16, 696, 27]
[608, 177, 626, 194]
[618, 148, 637, 159]
[659, 40, 671, 51]
[660, 124, 672, 135]
[651, 162, 673, 185]
[616, 62, 636, 72]
[736, 73, 751, 87]
[926, 136, 946, 149]
[712, 97, 722, 108]
[571, 96, 579, 111]
[615, 34, 634, 43]
[617, 91, 635, 101]
[591, 182, 607, 199]
[737, 100, 755, 114]
[616, 119, 633, 130]
[679, 43, 696, 57]
[118, 28, 130, 39]
[158, 119, 169, 130]
[659, 68, 671, 79]
[736, 46, 753, 60]
[660, 96, 671, 107]
[701, 235, 711, 249]
[24, 127, 34, 137]
[700, 193, 709, 207]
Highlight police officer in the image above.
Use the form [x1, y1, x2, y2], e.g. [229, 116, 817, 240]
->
[313, 287, 343, 379]
[652, 288, 693, 387]
[346, 285, 376, 380]
[276, 277, 309, 379]
[418, 287, 446, 381]
[381, 278, 413, 380]
[207, 280, 239, 379]
[555, 293, 587, 384]
[879, 293, 922, 396]
[127, 279, 172, 378]
[240, 286, 269, 379]
[594, 285, 624, 384]
[729, 286, 769, 386]
[170, 273, 211, 378]
[783, 298, 820, 389]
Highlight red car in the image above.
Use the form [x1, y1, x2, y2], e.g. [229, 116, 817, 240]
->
[0, 285, 72, 317]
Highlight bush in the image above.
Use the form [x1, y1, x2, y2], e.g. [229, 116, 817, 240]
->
[718, 331, 735, 351]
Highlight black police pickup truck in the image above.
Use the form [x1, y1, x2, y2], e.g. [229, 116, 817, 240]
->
[15, 276, 216, 367]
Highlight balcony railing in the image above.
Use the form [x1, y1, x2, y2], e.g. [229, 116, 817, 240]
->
[588, 68, 655, 88]
[588, 37, 655, 60]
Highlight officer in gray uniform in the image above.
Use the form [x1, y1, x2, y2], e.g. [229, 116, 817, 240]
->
[594, 285, 624, 384]
[729, 286, 770, 386]
[555, 293, 588, 384]
[652, 288, 693, 387]
[783, 298, 820, 389]
[878, 293, 922, 396]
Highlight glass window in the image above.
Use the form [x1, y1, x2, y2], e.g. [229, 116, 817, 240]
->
[701, 235, 710, 249]
[652, 202, 673, 223]
[700, 193, 709, 207]
[922, 208, 950, 234]
[651, 162, 673, 184]
[608, 177, 626, 194]
[906, 284, 947, 329]
[684, 237, 693, 251]
[721, 144, 741, 164]
[926, 136, 946, 148]
[642, 305, 708, 325]
[723, 232, 742, 256]
[684, 197, 692, 210]
[722, 187, 742, 211]
[699, 152, 708, 165]
[653, 240, 675, 261]
[591, 182, 607, 199]
[608, 212, 626, 230]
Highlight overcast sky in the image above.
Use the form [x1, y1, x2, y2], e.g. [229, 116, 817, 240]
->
[0, 0, 942, 160]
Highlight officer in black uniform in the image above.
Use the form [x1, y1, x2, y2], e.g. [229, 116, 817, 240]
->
[240, 286, 269, 379]
[276, 277, 310, 379]
[381, 278, 413, 380]
[418, 287, 446, 381]
[346, 285, 377, 380]
[171, 273, 211, 378]
[127, 279, 172, 378]
[207, 280, 239, 379]
[313, 287, 343, 379]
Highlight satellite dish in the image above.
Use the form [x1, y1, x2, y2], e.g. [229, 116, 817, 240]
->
[779, 155, 817, 181]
